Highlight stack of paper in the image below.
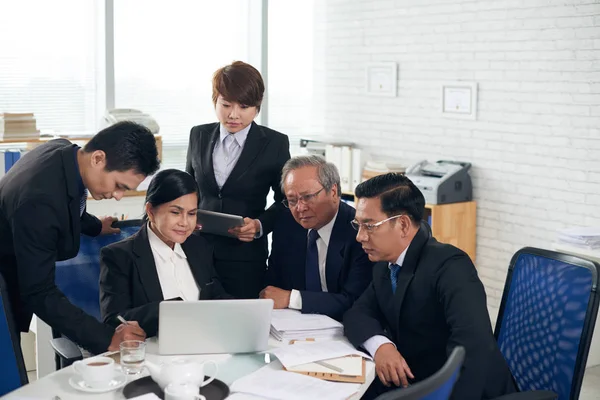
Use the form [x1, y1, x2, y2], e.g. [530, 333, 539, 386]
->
[557, 227, 600, 250]
[270, 310, 344, 342]
[230, 364, 360, 400]
[0, 113, 40, 139]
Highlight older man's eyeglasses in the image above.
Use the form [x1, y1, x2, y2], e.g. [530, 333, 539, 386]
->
[282, 187, 325, 208]
[350, 214, 404, 232]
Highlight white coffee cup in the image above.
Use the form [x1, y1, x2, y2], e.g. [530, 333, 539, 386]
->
[73, 356, 115, 389]
[164, 383, 206, 400]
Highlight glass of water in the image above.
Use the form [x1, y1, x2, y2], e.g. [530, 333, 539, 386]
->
[120, 340, 146, 375]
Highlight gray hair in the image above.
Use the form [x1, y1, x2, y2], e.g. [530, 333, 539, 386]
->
[280, 155, 341, 194]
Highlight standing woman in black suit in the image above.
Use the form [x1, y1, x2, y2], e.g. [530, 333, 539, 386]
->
[186, 61, 290, 298]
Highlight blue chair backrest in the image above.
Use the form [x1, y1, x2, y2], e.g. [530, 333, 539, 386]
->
[494, 247, 600, 400]
[55, 220, 142, 321]
[374, 346, 465, 400]
[0, 273, 28, 395]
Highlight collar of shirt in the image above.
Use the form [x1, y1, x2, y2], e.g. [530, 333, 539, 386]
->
[308, 210, 338, 247]
[219, 123, 251, 148]
[389, 244, 409, 269]
[147, 223, 187, 261]
[73, 146, 85, 197]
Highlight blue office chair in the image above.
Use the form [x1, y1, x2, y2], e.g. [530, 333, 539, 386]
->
[0, 273, 28, 396]
[374, 346, 465, 400]
[50, 219, 143, 369]
[494, 247, 600, 400]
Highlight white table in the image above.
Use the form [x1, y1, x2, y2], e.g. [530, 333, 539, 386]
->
[6, 337, 375, 400]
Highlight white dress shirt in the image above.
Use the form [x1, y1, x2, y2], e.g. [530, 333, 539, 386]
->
[212, 123, 263, 238]
[212, 123, 251, 188]
[289, 211, 339, 310]
[147, 224, 200, 301]
[362, 246, 409, 357]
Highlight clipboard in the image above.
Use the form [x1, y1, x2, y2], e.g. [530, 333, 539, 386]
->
[282, 339, 366, 383]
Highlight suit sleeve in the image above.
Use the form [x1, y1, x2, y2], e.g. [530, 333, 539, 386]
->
[435, 255, 497, 400]
[300, 241, 373, 321]
[343, 280, 388, 349]
[81, 209, 102, 237]
[257, 134, 290, 235]
[99, 246, 162, 337]
[185, 127, 196, 179]
[12, 201, 114, 354]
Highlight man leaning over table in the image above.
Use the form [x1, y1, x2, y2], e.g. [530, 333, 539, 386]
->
[260, 155, 373, 321]
[343, 173, 516, 400]
[0, 121, 159, 355]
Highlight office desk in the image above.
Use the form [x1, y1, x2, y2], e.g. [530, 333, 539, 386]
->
[6, 337, 376, 399]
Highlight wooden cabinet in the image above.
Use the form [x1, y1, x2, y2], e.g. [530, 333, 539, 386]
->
[425, 201, 477, 262]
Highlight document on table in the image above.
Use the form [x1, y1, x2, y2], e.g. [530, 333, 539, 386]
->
[231, 365, 360, 400]
[286, 355, 363, 376]
[272, 339, 371, 368]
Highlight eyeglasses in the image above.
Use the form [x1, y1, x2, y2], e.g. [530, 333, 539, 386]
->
[350, 215, 404, 232]
[282, 187, 325, 208]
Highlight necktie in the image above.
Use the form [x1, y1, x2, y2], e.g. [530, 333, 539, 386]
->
[390, 263, 401, 294]
[305, 229, 322, 291]
[223, 134, 239, 165]
[80, 189, 88, 216]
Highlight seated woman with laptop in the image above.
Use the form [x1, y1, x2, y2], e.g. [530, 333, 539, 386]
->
[99, 169, 232, 337]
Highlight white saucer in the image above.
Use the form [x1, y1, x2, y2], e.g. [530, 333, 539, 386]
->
[68, 371, 128, 393]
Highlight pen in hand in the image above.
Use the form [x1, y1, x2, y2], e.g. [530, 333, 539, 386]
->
[117, 315, 129, 326]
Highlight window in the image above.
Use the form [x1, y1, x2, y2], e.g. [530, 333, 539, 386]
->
[114, 0, 251, 169]
[0, 0, 101, 133]
[267, 0, 315, 153]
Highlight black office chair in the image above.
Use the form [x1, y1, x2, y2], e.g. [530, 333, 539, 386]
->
[50, 219, 143, 369]
[374, 346, 465, 400]
[493, 247, 600, 400]
[0, 273, 28, 396]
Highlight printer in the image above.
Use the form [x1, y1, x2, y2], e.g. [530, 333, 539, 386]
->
[404, 160, 472, 205]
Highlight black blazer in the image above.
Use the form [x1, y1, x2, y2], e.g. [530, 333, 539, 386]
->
[0, 139, 112, 354]
[99, 224, 232, 337]
[185, 122, 290, 262]
[266, 202, 373, 321]
[343, 227, 516, 400]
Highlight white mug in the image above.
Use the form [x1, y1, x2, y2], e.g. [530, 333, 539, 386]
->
[164, 383, 206, 400]
[73, 356, 115, 389]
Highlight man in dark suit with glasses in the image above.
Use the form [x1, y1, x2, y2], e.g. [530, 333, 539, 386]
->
[343, 173, 515, 400]
[260, 155, 372, 321]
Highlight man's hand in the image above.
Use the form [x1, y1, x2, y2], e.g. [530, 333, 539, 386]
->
[100, 216, 120, 235]
[374, 343, 414, 388]
[108, 321, 146, 351]
[259, 286, 291, 309]
[228, 217, 260, 242]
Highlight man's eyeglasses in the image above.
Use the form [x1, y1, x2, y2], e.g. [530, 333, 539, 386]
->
[350, 214, 404, 232]
[282, 187, 325, 208]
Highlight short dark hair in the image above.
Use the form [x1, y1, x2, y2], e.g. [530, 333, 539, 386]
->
[355, 173, 425, 223]
[212, 61, 264, 112]
[83, 121, 160, 176]
[144, 169, 198, 222]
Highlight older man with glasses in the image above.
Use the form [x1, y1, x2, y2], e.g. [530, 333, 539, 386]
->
[259, 155, 373, 321]
[344, 173, 516, 400]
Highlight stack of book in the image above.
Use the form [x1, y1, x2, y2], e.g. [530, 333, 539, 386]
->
[270, 309, 344, 342]
[0, 113, 40, 139]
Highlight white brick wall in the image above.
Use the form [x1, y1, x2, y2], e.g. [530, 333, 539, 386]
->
[310, 0, 600, 323]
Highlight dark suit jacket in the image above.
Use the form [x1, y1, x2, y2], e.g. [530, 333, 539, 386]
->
[266, 202, 373, 321]
[0, 139, 112, 354]
[344, 227, 516, 400]
[99, 224, 232, 337]
[185, 122, 290, 263]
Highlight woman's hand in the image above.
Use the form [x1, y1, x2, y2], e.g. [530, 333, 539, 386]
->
[228, 217, 261, 242]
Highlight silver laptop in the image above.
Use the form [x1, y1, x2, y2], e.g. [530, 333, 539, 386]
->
[158, 299, 274, 355]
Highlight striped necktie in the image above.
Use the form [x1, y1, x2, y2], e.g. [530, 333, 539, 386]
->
[80, 189, 88, 216]
[390, 263, 401, 294]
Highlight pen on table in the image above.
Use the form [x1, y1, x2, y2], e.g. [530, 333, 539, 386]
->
[315, 360, 344, 373]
